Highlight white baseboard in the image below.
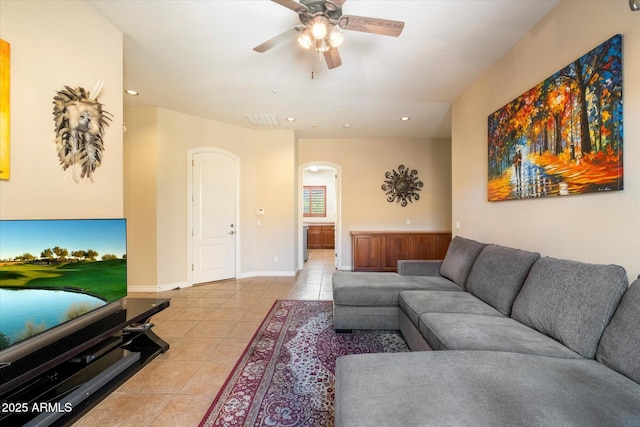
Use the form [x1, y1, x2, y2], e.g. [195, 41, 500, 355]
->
[128, 281, 189, 293]
[128, 272, 298, 293]
[237, 270, 297, 279]
[157, 281, 189, 292]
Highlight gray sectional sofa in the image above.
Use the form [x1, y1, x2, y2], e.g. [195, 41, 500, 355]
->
[332, 236, 640, 426]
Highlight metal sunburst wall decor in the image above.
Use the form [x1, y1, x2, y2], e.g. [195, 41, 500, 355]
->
[381, 164, 423, 207]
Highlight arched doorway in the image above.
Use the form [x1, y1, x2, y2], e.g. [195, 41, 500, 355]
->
[298, 161, 342, 271]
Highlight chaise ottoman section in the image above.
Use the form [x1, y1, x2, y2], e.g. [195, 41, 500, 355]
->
[333, 272, 460, 306]
[335, 350, 640, 427]
[332, 271, 462, 330]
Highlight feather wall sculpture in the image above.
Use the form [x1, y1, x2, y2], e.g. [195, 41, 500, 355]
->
[52, 81, 112, 181]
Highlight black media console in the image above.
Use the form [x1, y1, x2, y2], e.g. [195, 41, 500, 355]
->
[0, 298, 170, 426]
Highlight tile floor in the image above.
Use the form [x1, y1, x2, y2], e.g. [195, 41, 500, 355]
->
[74, 249, 335, 426]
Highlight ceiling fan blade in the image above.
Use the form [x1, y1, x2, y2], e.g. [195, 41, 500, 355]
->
[271, 0, 309, 13]
[339, 15, 405, 37]
[323, 0, 346, 11]
[253, 27, 300, 52]
[324, 47, 342, 69]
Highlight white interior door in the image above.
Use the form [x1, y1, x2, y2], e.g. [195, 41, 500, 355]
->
[192, 151, 237, 284]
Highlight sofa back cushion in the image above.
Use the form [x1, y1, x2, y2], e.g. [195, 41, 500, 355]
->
[596, 279, 640, 384]
[511, 257, 628, 359]
[439, 236, 487, 290]
[466, 244, 540, 316]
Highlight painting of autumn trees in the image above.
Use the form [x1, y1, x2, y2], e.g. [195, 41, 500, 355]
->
[488, 34, 622, 201]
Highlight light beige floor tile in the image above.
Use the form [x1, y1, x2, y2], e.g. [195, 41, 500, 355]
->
[176, 288, 214, 298]
[151, 319, 199, 339]
[118, 359, 203, 394]
[166, 297, 200, 308]
[184, 320, 238, 338]
[157, 336, 222, 361]
[219, 297, 259, 309]
[179, 361, 235, 395]
[243, 305, 273, 321]
[210, 338, 251, 363]
[205, 307, 248, 321]
[261, 289, 296, 299]
[73, 392, 174, 427]
[228, 320, 263, 338]
[169, 306, 217, 321]
[205, 289, 239, 299]
[186, 297, 228, 308]
[150, 394, 213, 427]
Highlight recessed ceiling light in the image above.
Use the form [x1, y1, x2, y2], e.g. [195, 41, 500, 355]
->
[343, 123, 351, 128]
[125, 89, 139, 96]
[400, 116, 411, 121]
[286, 117, 296, 122]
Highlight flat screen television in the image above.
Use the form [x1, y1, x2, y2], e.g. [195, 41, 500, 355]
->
[0, 218, 128, 394]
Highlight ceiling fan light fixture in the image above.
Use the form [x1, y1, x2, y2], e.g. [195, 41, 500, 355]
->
[315, 38, 330, 53]
[298, 31, 313, 49]
[311, 15, 329, 39]
[328, 26, 344, 48]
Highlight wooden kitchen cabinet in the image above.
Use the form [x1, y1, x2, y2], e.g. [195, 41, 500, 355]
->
[307, 223, 335, 249]
[351, 231, 452, 272]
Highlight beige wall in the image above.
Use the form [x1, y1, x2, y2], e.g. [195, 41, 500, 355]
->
[124, 108, 297, 290]
[256, 131, 297, 273]
[123, 108, 158, 288]
[0, 0, 123, 219]
[298, 138, 452, 269]
[452, 0, 640, 279]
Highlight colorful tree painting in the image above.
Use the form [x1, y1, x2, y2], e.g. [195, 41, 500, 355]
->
[488, 34, 622, 201]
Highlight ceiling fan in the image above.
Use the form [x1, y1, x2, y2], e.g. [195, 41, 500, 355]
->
[253, 0, 405, 70]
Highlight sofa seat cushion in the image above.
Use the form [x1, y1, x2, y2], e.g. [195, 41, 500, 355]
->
[332, 272, 460, 306]
[465, 244, 540, 315]
[512, 257, 628, 358]
[596, 278, 640, 384]
[399, 290, 503, 326]
[335, 351, 640, 427]
[438, 236, 487, 289]
[419, 313, 582, 358]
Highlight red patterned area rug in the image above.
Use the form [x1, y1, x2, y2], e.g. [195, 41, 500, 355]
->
[199, 300, 409, 427]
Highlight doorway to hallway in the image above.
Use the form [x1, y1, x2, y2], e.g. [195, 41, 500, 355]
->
[299, 162, 342, 271]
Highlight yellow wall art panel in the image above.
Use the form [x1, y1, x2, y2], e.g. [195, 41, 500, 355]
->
[0, 39, 9, 180]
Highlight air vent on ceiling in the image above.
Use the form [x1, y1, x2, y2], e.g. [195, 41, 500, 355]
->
[245, 114, 280, 126]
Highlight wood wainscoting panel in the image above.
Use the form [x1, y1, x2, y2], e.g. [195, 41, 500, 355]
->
[351, 231, 452, 272]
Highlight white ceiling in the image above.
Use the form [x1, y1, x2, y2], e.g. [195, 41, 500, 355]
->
[87, 0, 559, 139]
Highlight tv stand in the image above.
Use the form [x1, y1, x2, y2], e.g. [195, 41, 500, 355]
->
[0, 298, 170, 426]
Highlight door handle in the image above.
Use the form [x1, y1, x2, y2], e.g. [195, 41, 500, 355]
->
[228, 231, 235, 235]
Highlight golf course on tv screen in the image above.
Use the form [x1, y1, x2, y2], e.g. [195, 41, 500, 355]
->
[0, 219, 127, 349]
